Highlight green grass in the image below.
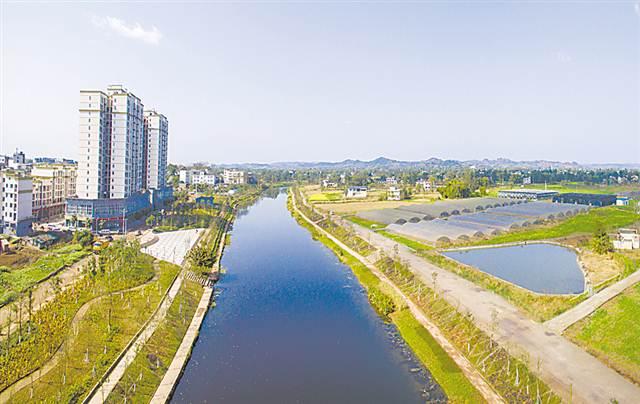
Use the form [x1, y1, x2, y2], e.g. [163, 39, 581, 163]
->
[566, 283, 640, 385]
[378, 230, 434, 251]
[344, 215, 386, 229]
[106, 277, 204, 403]
[289, 195, 485, 401]
[392, 309, 485, 403]
[474, 206, 640, 246]
[307, 191, 343, 202]
[487, 183, 634, 196]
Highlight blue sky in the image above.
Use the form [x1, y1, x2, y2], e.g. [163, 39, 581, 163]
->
[1, 1, 639, 164]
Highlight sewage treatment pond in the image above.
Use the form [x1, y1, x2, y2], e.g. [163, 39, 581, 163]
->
[443, 243, 585, 294]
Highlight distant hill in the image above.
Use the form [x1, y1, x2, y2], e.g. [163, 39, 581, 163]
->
[208, 157, 638, 170]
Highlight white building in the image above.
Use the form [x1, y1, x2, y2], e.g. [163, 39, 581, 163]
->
[388, 186, 402, 201]
[144, 110, 168, 190]
[1, 170, 33, 236]
[179, 169, 216, 186]
[616, 196, 630, 206]
[223, 169, 247, 185]
[613, 229, 640, 250]
[32, 163, 77, 223]
[345, 186, 368, 199]
[69, 85, 169, 233]
[193, 171, 216, 186]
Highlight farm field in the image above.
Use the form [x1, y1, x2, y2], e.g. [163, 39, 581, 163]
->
[472, 206, 640, 246]
[565, 283, 640, 385]
[487, 183, 637, 196]
[0, 244, 89, 307]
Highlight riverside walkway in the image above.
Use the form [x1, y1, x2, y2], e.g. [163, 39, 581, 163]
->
[344, 218, 640, 403]
[85, 229, 203, 404]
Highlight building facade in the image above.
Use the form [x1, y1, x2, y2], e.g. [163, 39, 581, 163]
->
[1, 170, 33, 236]
[144, 110, 169, 190]
[68, 85, 170, 233]
[497, 189, 558, 200]
[345, 186, 368, 199]
[32, 163, 77, 223]
[222, 169, 247, 185]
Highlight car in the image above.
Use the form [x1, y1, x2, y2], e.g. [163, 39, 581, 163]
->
[98, 229, 112, 236]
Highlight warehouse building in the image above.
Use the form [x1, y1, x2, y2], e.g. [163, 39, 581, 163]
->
[497, 189, 558, 200]
[552, 193, 616, 207]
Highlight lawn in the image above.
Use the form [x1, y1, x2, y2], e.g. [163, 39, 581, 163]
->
[392, 309, 485, 403]
[474, 206, 640, 246]
[106, 277, 204, 403]
[307, 191, 343, 202]
[565, 283, 640, 384]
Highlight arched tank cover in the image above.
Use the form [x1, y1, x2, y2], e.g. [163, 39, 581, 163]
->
[450, 210, 460, 215]
[440, 212, 450, 217]
[395, 219, 407, 225]
[409, 217, 421, 223]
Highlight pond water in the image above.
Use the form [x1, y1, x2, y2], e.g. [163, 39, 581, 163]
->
[171, 191, 444, 403]
[443, 243, 585, 294]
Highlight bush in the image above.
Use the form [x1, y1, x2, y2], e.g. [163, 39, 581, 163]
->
[368, 286, 396, 316]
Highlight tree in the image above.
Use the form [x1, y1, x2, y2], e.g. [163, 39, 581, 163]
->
[187, 246, 214, 268]
[73, 230, 94, 248]
[590, 227, 613, 254]
[145, 214, 156, 227]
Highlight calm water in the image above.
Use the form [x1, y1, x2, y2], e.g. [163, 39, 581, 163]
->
[443, 243, 585, 294]
[171, 192, 443, 403]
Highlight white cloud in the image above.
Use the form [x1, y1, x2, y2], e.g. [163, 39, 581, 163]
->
[92, 16, 162, 45]
[556, 51, 572, 64]
[635, 3, 640, 17]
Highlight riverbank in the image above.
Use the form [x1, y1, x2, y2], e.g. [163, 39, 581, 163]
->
[288, 190, 493, 403]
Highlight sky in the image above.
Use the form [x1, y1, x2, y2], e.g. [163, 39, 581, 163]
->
[1, 1, 639, 165]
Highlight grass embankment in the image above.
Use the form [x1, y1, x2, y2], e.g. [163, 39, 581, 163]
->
[2, 241, 179, 402]
[0, 244, 89, 307]
[106, 207, 233, 402]
[344, 215, 386, 229]
[565, 283, 640, 385]
[288, 194, 485, 402]
[473, 206, 640, 246]
[105, 278, 204, 403]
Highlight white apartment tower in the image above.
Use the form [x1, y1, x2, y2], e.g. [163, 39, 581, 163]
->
[108, 85, 145, 198]
[77, 85, 167, 200]
[78, 90, 111, 199]
[144, 110, 169, 190]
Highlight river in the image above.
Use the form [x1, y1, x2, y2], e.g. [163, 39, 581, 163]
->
[171, 191, 444, 403]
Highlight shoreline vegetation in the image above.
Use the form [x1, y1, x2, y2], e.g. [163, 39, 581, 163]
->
[290, 187, 562, 403]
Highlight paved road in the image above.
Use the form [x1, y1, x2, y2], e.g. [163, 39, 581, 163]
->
[342, 217, 640, 404]
[143, 229, 202, 265]
[545, 269, 640, 334]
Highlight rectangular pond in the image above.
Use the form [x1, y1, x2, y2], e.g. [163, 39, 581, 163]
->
[442, 243, 585, 295]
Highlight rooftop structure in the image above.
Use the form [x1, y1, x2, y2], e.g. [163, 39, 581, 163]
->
[552, 193, 616, 207]
[497, 189, 559, 200]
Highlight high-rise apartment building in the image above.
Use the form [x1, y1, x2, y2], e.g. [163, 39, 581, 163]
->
[68, 85, 170, 233]
[144, 110, 169, 190]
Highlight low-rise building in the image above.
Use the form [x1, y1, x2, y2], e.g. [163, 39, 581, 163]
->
[613, 229, 639, 250]
[179, 169, 216, 186]
[552, 193, 616, 207]
[223, 169, 247, 185]
[31, 163, 77, 223]
[498, 189, 558, 200]
[1, 170, 33, 236]
[345, 186, 368, 199]
[616, 196, 630, 206]
[387, 186, 402, 201]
